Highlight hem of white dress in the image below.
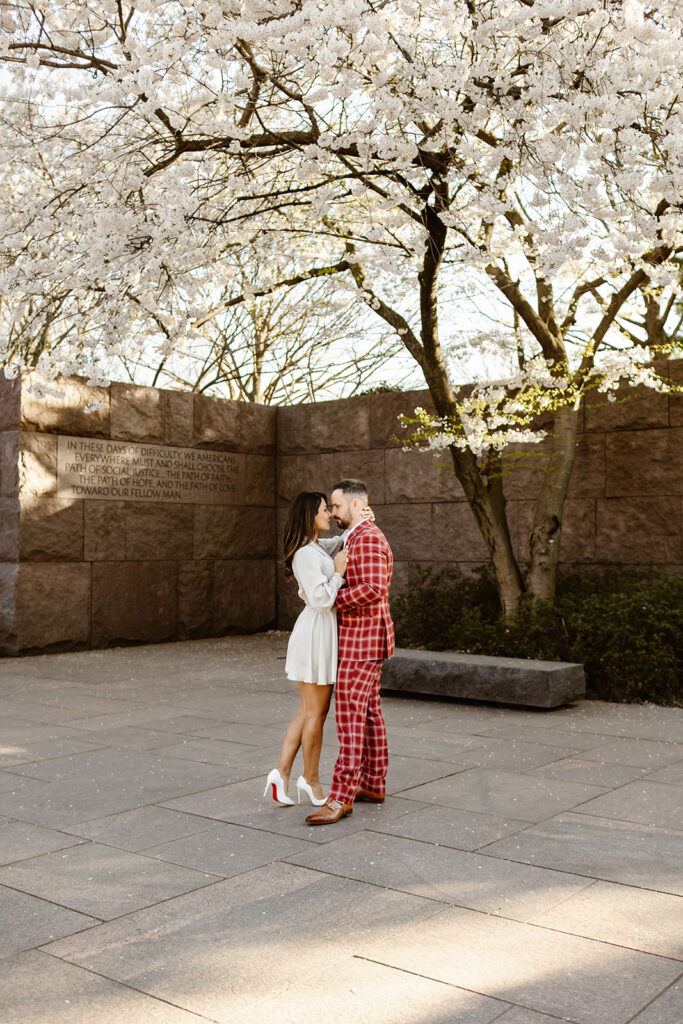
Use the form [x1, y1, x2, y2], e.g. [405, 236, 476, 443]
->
[285, 673, 336, 686]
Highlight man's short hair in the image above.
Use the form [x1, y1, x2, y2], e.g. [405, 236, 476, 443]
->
[332, 478, 368, 500]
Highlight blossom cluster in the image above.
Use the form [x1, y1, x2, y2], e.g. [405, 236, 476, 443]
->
[0, 1, 681, 427]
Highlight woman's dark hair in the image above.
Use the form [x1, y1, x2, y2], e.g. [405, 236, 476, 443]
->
[283, 491, 327, 577]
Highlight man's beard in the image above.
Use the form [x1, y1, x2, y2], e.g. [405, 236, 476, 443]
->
[333, 514, 350, 529]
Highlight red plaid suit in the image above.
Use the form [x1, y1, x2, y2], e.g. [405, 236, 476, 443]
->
[328, 521, 394, 805]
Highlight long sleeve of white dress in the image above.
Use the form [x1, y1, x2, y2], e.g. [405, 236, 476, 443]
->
[316, 536, 343, 556]
[292, 545, 344, 610]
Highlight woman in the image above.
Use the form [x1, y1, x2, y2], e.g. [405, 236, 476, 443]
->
[263, 491, 348, 807]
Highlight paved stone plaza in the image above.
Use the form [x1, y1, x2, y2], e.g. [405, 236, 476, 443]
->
[0, 633, 681, 1024]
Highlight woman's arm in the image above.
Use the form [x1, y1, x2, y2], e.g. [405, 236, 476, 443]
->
[293, 546, 344, 610]
[317, 536, 343, 555]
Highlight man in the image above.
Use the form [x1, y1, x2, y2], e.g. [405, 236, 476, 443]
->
[306, 478, 394, 825]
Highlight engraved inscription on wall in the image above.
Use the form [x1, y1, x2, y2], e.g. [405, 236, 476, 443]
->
[57, 436, 244, 505]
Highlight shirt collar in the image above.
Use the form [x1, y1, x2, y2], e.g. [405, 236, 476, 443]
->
[341, 519, 367, 545]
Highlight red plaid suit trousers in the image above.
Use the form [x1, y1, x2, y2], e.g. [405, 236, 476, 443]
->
[328, 657, 388, 805]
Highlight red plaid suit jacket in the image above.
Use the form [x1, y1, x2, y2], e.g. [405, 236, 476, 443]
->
[336, 520, 395, 662]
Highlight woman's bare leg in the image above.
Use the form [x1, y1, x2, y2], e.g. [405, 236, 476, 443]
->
[277, 691, 305, 790]
[299, 682, 333, 800]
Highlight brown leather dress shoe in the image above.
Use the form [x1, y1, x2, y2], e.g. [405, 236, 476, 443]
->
[305, 798, 353, 825]
[356, 786, 385, 803]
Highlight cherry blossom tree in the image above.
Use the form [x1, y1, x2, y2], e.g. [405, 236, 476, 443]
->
[1, 0, 682, 611]
[115, 264, 408, 403]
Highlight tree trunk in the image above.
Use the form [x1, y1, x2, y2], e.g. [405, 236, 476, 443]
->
[447, 443, 525, 615]
[526, 403, 581, 602]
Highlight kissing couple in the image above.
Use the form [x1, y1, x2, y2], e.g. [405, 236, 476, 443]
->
[263, 478, 395, 825]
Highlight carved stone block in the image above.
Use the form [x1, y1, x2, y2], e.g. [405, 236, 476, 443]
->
[432, 502, 492, 562]
[277, 453, 333, 506]
[278, 395, 371, 454]
[20, 373, 110, 437]
[84, 501, 126, 561]
[327, 449, 386, 505]
[19, 497, 84, 561]
[595, 497, 682, 563]
[372, 503, 432, 561]
[277, 570, 302, 630]
[92, 561, 177, 647]
[163, 390, 194, 448]
[124, 502, 194, 560]
[239, 402, 277, 455]
[0, 497, 20, 561]
[2, 432, 58, 498]
[0, 374, 21, 432]
[213, 559, 276, 633]
[194, 505, 275, 560]
[369, 388, 434, 448]
[193, 394, 242, 451]
[178, 560, 213, 638]
[605, 428, 683, 497]
[245, 455, 276, 506]
[0, 562, 91, 654]
[381, 649, 585, 708]
[385, 446, 462, 503]
[110, 383, 165, 444]
[584, 382, 669, 432]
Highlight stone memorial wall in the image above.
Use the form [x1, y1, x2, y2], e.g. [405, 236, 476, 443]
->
[0, 374, 276, 654]
[0, 360, 680, 652]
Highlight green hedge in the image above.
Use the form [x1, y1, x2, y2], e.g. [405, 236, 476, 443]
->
[391, 566, 683, 706]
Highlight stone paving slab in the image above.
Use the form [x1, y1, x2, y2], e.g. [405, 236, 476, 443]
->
[495, 1010, 575, 1024]
[383, 725, 492, 759]
[439, 737, 586, 771]
[483, 812, 683, 894]
[0, 951, 214, 1024]
[0, 884, 98, 957]
[231, 957, 505, 1024]
[361, 905, 681, 1024]
[644, 760, 683, 785]
[526, 757, 649, 788]
[576, 738, 683, 769]
[395, 766, 608, 821]
[287, 830, 593, 920]
[0, 632, 681, 1024]
[0, 820, 86, 865]
[0, 842, 219, 919]
[44, 862, 442, 1022]
[66, 806, 220, 852]
[161, 775, 427, 844]
[0, 736, 106, 768]
[530, 878, 683, 959]
[368, 803, 529, 851]
[629, 981, 683, 1024]
[573, 779, 683, 829]
[143, 822, 312, 877]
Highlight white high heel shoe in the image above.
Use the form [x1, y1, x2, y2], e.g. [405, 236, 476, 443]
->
[263, 769, 295, 806]
[296, 775, 327, 806]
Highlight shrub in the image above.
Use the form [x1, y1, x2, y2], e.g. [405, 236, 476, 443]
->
[391, 566, 683, 706]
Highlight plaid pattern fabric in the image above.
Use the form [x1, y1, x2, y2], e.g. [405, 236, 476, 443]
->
[336, 521, 395, 661]
[328, 522, 394, 805]
[328, 658, 388, 805]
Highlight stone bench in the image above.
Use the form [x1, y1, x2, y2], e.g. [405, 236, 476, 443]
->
[380, 648, 585, 709]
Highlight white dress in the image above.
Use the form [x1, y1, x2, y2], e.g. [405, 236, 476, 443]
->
[285, 538, 344, 685]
